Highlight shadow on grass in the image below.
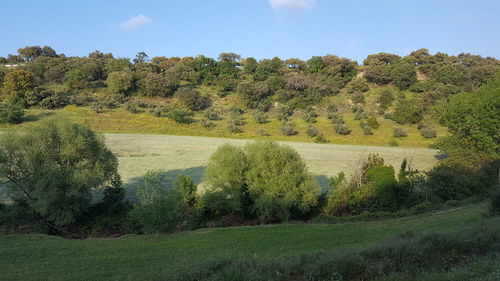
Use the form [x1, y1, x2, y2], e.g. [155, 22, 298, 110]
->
[123, 166, 206, 201]
[315, 175, 331, 192]
[22, 111, 55, 123]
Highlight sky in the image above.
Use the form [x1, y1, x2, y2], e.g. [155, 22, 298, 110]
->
[0, 0, 499, 63]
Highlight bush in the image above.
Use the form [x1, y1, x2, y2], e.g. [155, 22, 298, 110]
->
[363, 127, 373, 135]
[0, 103, 24, 124]
[174, 88, 211, 111]
[330, 114, 345, 125]
[125, 101, 140, 114]
[200, 119, 215, 129]
[302, 106, 317, 123]
[420, 127, 437, 138]
[393, 127, 407, 137]
[275, 104, 293, 122]
[351, 92, 365, 104]
[314, 134, 329, 143]
[149, 107, 164, 117]
[334, 124, 351, 135]
[203, 108, 220, 120]
[227, 121, 242, 133]
[280, 122, 297, 136]
[256, 128, 268, 136]
[326, 104, 338, 119]
[167, 108, 194, 123]
[366, 117, 380, 129]
[252, 110, 267, 124]
[40, 93, 69, 109]
[306, 125, 319, 137]
[389, 139, 399, 146]
[354, 110, 368, 120]
[130, 170, 183, 233]
[393, 100, 423, 124]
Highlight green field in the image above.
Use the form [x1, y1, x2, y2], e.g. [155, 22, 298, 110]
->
[105, 133, 438, 199]
[0, 204, 486, 281]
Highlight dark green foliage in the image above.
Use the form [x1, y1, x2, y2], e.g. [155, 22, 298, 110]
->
[490, 187, 500, 215]
[334, 124, 351, 135]
[130, 170, 182, 233]
[280, 122, 297, 136]
[167, 108, 194, 123]
[393, 127, 407, 137]
[252, 110, 267, 124]
[140, 72, 179, 97]
[237, 80, 271, 109]
[306, 125, 319, 137]
[393, 100, 423, 124]
[174, 88, 211, 111]
[174, 175, 197, 210]
[344, 77, 369, 94]
[125, 101, 140, 113]
[354, 110, 368, 120]
[40, 93, 69, 109]
[301, 106, 317, 123]
[326, 104, 337, 118]
[377, 89, 394, 109]
[0, 120, 120, 227]
[391, 62, 417, 90]
[330, 113, 345, 125]
[0, 103, 24, 124]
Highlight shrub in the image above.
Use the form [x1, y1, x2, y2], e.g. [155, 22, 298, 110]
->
[256, 128, 268, 136]
[377, 89, 394, 109]
[280, 122, 297, 136]
[366, 117, 380, 129]
[203, 108, 220, 120]
[275, 104, 293, 122]
[330, 114, 345, 125]
[306, 125, 319, 137]
[227, 121, 242, 133]
[326, 104, 338, 119]
[420, 127, 437, 138]
[363, 127, 373, 135]
[149, 107, 163, 117]
[125, 101, 140, 114]
[344, 77, 369, 94]
[174, 88, 211, 111]
[351, 92, 365, 104]
[200, 119, 215, 129]
[354, 110, 368, 120]
[252, 110, 267, 124]
[389, 139, 399, 146]
[302, 106, 317, 123]
[167, 108, 194, 123]
[393, 127, 408, 137]
[40, 93, 69, 109]
[0, 103, 24, 124]
[314, 134, 329, 143]
[130, 170, 183, 233]
[334, 124, 351, 135]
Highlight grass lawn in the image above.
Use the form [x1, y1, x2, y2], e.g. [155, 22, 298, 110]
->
[0, 204, 486, 281]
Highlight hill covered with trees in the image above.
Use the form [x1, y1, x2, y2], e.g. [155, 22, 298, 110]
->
[1, 46, 499, 147]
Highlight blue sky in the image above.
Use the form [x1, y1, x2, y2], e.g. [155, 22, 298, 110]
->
[1, 0, 499, 63]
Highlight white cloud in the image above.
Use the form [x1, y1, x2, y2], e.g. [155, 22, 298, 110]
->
[268, 0, 317, 11]
[119, 14, 153, 31]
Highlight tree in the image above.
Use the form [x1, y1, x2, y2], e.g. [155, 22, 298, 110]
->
[0, 103, 24, 124]
[106, 70, 134, 95]
[244, 141, 319, 221]
[393, 100, 423, 124]
[174, 88, 211, 111]
[1, 69, 38, 105]
[131, 170, 182, 233]
[133, 52, 149, 64]
[140, 72, 179, 97]
[202, 144, 249, 217]
[391, 62, 417, 90]
[65, 69, 90, 91]
[0, 120, 121, 227]
[237, 80, 271, 109]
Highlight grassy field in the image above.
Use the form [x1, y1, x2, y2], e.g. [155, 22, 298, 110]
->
[106, 133, 438, 199]
[0, 204, 487, 281]
[0, 132, 438, 201]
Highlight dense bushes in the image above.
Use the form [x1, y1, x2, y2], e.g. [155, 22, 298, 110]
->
[202, 141, 320, 222]
[0, 103, 24, 124]
[174, 87, 211, 111]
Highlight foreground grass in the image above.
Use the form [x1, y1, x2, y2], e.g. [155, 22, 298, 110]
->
[0, 205, 486, 281]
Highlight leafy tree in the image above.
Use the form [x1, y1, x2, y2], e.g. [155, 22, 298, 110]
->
[131, 170, 182, 233]
[252, 110, 268, 124]
[0, 120, 121, 227]
[344, 77, 369, 94]
[393, 100, 423, 124]
[105, 58, 132, 73]
[140, 72, 179, 97]
[166, 108, 194, 123]
[65, 69, 90, 91]
[202, 145, 249, 217]
[391, 62, 417, 90]
[237, 80, 271, 109]
[244, 141, 319, 221]
[243, 57, 258, 74]
[133, 52, 149, 64]
[174, 175, 197, 210]
[1, 69, 38, 105]
[106, 70, 134, 95]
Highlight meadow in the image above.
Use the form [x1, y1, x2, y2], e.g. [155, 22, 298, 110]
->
[105, 133, 438, 199]
[0, 204, 487, 281]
